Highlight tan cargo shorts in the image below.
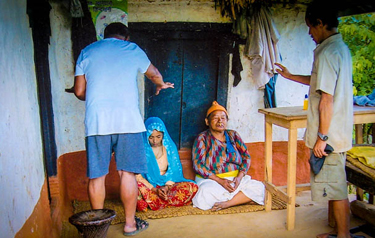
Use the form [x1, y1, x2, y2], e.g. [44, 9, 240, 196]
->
[310, 152, 348, 202]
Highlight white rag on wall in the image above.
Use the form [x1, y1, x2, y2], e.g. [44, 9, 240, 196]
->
[244, 7, 281, 89]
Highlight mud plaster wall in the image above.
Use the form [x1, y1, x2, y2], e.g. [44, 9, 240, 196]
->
[227, 7, 314, 142]
[49, 2, 85, 157]
[15, 180, 57, 238]
[59, 141, 310, 201]
[0, 0, 46, 237]
[49, 1, 314, 156]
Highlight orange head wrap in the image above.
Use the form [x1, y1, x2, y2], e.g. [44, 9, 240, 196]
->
[206, 101, 228, 118]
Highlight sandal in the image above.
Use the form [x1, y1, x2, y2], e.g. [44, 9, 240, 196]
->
[327, 235, 365, 238]
[123, 216, 149, 236]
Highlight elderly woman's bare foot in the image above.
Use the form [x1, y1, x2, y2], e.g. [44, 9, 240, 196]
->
[211, 202, 230, 211]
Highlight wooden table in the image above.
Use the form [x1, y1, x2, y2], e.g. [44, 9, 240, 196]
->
[258, 105, 375, 231]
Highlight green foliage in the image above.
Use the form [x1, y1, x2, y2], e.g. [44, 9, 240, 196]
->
[339, 13, 375, 96]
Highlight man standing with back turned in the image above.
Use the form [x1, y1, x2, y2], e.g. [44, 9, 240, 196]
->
[74, 22, 174, 236]
[275, 1, 360, 238]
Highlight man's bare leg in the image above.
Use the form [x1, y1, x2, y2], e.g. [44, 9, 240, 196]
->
[328, 200, 336, 228]
[88, 175, 106, 209]
[317, 199, 350, 238]
[317, 201, 338, 238]
[118, 170, 139, 234]
[211, 191, 252, 211]
[333, 199, 350, 238]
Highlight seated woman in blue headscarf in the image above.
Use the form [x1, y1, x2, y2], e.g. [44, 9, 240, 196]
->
[136, 117, 198, 211]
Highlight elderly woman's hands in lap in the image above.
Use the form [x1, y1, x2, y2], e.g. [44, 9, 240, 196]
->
[212, 171, 246, 193]
[219, 178, 236, 193]
[210, 175, 235, 193]
[152, 186, 171, 200]
[232, 171, 245, 190]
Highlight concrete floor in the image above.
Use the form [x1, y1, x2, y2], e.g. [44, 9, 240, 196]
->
[103, 191, 371, 238]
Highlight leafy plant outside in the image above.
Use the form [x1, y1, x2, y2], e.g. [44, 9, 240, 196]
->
[339, 13, 375, 96]
[339, 13, 375, 144]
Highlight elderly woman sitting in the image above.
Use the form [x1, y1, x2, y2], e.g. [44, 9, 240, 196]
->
[192, 101, 265, 211]
[136, 117, 198, 211]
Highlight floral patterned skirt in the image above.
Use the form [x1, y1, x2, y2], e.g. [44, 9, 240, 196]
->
[136, 181, 198, 212]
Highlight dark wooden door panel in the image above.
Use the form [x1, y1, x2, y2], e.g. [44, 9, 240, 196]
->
[180, 40, 219, 148]
[144, 39, 183, 145]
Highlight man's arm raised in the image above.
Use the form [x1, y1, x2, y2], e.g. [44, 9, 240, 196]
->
[145, 63, 174, 95]
[275, 63, 311, 86]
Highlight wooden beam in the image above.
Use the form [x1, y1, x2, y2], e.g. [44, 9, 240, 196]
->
[338, 0, 375, 17]
[278, 183, 311, 193]
[264, 181, 291, 204]
[350, 200, 375, 226]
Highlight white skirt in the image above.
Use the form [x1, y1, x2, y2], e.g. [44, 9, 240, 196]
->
[192, 175, 265, 210]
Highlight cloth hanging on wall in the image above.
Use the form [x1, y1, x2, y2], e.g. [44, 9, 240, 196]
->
[244, 6, 281, 89]
[232, 13, 249, 40]
[70, 0, 84, 17]
[71, 0, 97, 63]
[232, 42, 243, 87]
[264, 74, 278, 108]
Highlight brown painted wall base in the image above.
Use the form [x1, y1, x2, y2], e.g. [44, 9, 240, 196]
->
[54, 141, 310, 203]
[246, 141, 310, 186]
[14, 140, 310, 238]
[15, 179, 58, 238]
[180, 141, 310, 186]
[57, 150, 121, 201]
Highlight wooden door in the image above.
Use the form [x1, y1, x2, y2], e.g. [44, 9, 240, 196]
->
[180, 40, 219, 148]
[130, 23, 231, 149]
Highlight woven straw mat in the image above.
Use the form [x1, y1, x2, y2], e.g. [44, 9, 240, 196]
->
[72, 195, 295, 225]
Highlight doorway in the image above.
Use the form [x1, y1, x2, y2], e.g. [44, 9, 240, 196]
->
[129, 22, 233, 149]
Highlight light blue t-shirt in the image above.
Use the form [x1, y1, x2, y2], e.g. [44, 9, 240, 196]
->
[75, 38, 151, 136]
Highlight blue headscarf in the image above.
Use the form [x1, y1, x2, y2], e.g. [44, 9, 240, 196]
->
[143, 117, 195, 187]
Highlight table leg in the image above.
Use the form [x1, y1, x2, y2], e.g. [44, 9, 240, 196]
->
[286, 128, 297, 230]
[355, 124, 363, 144]
[265, 118, 273, 212]
[356, 187, 364, 201]
[354, 125, 364, 201]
